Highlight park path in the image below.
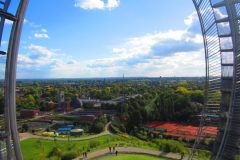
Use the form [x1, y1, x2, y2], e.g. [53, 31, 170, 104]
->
[19, 122, 112, 141]
[74, 147, 193, 160]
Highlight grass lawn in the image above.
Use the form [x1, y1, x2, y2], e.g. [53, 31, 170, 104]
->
[97, 154, 168, 160]
[20, 134, 211, 160]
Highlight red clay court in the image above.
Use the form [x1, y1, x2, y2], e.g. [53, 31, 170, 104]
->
[144, 122, 218, 140]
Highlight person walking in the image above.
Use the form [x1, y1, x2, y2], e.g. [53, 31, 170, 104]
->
[109, 146, 111, 152]
[180, 152, 184, 160]
[115, 150, 118, 156]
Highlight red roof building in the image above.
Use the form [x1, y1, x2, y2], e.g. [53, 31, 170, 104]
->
[20, 109, 40, 119]
[144, 122, 218, 140]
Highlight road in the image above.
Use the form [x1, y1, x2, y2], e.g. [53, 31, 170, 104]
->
[74, 147, 194, 160]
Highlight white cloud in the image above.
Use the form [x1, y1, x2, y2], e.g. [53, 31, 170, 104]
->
[5, 19, 13, 25]
[41, 29, 48, 32]
[18, 44, 55, 67]
[17, 11, 206, 78]
[28, 44, 54, 57]
[106, 0, 120, 9]
[110, 29, 202, 59]
[1, 40, 7, 45]
[74, 0, 120, 10]
[34, 33, 49, 39]
[23, 19, 28, 24]
[184, 12, 198, 27]
[33, 28, 49, 39]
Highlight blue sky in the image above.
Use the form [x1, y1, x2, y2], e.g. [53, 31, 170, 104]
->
[0, 0, 205, 78]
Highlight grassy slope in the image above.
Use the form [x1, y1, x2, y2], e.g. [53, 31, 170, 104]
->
[21, 134, 158, 160]
[21, 134, 211, 160]
[99, 154, 167, 160]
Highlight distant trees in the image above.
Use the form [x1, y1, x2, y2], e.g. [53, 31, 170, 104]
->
[90, 115, 108, 133]
[16, 94, 39, 110]
[153, 86, 203, 122]
[154, 90, 175, 121]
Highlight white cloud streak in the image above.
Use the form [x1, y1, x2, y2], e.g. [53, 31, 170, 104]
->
[74, 0, 120, 10]
[33, 28, 49, 39]
[34, 33, 49, 39]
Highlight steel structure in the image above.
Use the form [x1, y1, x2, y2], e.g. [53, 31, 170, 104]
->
[0, 0, 28, 160]
[191, 0, 240, 160]
[0, 0, 239, 160]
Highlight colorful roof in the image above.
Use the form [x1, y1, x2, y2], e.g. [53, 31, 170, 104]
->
[144, 122, 218, 140]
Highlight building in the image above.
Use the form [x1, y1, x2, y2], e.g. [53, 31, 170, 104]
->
[79, 115, 97, 122]
[20, 110, 40, 119]
[70, 129, 84, 136]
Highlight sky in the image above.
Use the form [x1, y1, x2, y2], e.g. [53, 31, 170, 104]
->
[0, 0, 205, 78]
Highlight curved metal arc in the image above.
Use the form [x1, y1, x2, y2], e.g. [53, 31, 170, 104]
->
[0, 0, 11, 46]
[215, 1, 240, 159]
[189, 1, 210, 159]
[5, 0, 29, 159]
[190, 0, 228, 159]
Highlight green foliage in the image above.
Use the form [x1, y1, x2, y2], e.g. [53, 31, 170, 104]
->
[90, 121, 105, 133]
[155, 139, 186, 153]
[194, 150, 212, 160]
[22, 124, 29, 132]
[61, 151, 78, 160]
[89, 140, 100, 148]
[235, 155, 240, 160]
[190, 90, 204, 103]
[100, 154, 167, 160]
[48, 146, 62, 158]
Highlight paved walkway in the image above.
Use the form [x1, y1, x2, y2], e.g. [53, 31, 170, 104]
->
[74, 147, 192, 160]
[20, 122, 112, 141]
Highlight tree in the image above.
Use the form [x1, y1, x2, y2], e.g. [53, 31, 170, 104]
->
[154, 91, 175, 121]
[22, 124, 29, 132]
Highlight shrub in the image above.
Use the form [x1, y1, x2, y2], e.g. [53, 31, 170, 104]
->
[155, 139, 186, 153]
[194, 150, 212, 160]
[48, 146, 62, 157]
[61, 151, 78, 160]
[90, 122, 105, 133]
[22, 124, 29, 132]
[89, 140, 100, 148]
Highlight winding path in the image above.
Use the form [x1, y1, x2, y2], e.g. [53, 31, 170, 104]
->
[19, 122, 112, 141]
[74, 147, 193, 160]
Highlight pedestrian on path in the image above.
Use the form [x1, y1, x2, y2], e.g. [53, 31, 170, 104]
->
[115, 150, 118, 156]
[180, 152, 184, 160]
[109, 146, 111, 152]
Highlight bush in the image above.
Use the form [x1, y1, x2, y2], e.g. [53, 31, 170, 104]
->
[61, 151, 78, 160]
[89, 140, 100, 148]
[194, 150, 212, 160]
[48, 146, 62, 157]
[155, 139, 186, 153]
[22, 124, 29, 132]
[90, 122, 105, 133]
